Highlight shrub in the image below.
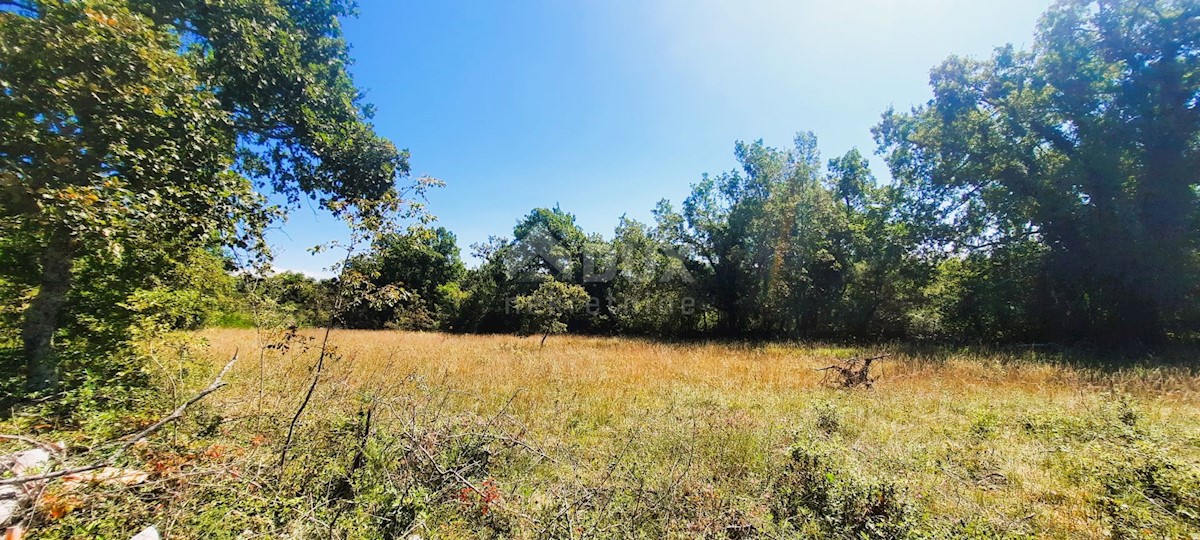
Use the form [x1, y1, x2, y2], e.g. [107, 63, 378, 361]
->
[773, 443, 918, 539]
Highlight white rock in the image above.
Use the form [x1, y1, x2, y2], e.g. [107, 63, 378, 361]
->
[130, 526, 160, 540]
[3, 449, 50, 476]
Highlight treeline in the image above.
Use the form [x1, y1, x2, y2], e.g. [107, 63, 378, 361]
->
[252, 122, 1192, 343]
[233, 0, 1200, 346]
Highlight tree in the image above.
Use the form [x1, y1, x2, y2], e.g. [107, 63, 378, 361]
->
[513, 280, 590, 347]
[1, 0, 418, 391]
[825, 149, 935, 339]
[875, 0, 1200, 344]
[660, 135, 858, 338]
[454, 207, 617, 335]
[511, 206, 590, 283]
[510, 206, 617, 331]
[341, 227, 465, 330]
[450, 236, 519, 334]
[608, 214, 704, 337]
[235, 271, 334, 328]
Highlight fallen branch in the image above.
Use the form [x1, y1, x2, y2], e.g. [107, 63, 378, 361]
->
[121, 351, 240, 447]
[0, 435, 63, 455]
[818, 354, 889, 389]
[0, 350, 239, 487]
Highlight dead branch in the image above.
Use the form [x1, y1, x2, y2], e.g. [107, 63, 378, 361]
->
[0, 350, 239, 487]
[0, 435, 63, 455]
[121, 351, 239, 448]
[818, 354, 889, 389]
[279, 244, 358, 472]
[278, 325, 334, 470]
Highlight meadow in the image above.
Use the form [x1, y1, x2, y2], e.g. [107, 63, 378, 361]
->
[68, 328, 1191, 539]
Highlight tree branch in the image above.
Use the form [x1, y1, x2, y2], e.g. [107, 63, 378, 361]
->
[0, 350, 239, 487]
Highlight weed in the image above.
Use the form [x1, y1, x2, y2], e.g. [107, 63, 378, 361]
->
[773, 442, 918, 538]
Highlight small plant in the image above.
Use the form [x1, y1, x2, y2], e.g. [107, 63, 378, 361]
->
[969, 411, 999, 440]
[773, 442, 918, 538]
[813, 402, 842, 435]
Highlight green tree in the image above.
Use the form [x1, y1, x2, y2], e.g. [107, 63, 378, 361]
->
[826, 149, 934, 338]
[608, 214, 705, 336]
[233, 271, 334, 328]
[513, 280, 590, 347]
[342, 227, 465, 330]
[510, 206, 616, 332]
[450, 237, 518, 334]
[1, 0, 417, 391]
[511, 206, 589, 282]
[454, 207, 617, 335]
[661, 135, 855, 338]
[875, 0, 1200, 344]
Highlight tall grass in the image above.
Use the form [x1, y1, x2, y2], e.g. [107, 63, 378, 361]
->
[184, 329, 1200, 538]
[17, 329, 1200, 538]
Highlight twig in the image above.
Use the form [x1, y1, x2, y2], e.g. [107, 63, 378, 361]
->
[0, 350, 239, 487]
[0, 435, 63, 455]
[0, 462, 106, 486]
[279, 245, 356, 471]
[120, 351, 239, 448]
[278, 324, 334, 470]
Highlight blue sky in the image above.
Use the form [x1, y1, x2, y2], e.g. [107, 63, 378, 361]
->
[269, 0, 1054, 276]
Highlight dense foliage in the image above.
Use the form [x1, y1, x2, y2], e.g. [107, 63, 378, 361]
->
[877, 0, 1200, 344]
[1, 0, 1199, 538]
[1, 0, 417, 392]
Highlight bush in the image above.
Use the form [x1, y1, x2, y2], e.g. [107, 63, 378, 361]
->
[1098, 449, 1200, 538]
[773, 443, 918, 539]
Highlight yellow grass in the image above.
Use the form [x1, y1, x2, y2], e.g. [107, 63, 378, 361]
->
[192, 328, 1200, 538]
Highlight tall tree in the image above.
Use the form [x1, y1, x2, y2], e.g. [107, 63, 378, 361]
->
[662, 134, 851, 337]
[609, 214, 703, 336]
[1, 0, 417, 391]
[509, 206, 615, 330]
[341, 227, 465, 330]
[876, 0, 1200, 343]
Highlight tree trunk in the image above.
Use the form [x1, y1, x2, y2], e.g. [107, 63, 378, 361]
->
[23, 228, 74, 393]
[540, 333, 548, 348]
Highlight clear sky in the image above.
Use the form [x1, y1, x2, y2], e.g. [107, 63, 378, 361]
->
[268, 0, 1054, 276]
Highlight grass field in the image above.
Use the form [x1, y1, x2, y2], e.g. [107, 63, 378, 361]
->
[30, 329, 1200, 538]
[145, 328, 1195, 539]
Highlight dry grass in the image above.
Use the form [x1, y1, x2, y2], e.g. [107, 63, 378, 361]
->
[171, 328, 1200, 538]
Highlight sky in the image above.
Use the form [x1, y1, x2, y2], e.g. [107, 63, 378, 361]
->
[268, 0, 1054, 277]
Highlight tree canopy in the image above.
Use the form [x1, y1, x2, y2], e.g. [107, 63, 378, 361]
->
[514, 280, 590, 347]
[875, 0, 1200, 343]
[4, 0, 1199, 392]
[414, 0, 1199, 347]
[1, 0, 419, 391]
